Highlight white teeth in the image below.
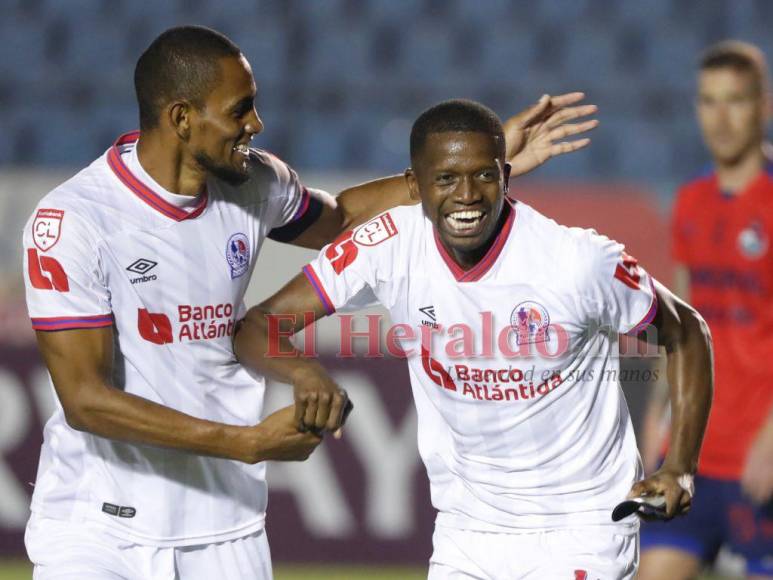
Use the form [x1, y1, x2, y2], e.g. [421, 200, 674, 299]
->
[446, 211, 484, 232]
[233, 144, 249, 153]
[448, 210, 483, 219]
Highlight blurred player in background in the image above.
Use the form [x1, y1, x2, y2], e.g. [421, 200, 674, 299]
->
[235, 99, 713, 579]
[639, 41, 773, 580]
[21, 25, 597, 579]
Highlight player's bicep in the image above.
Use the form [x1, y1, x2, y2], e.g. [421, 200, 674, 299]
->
[648, 280, 694, 350]
[35, 326, 114, 429]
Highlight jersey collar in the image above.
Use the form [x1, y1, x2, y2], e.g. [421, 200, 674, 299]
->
[433, 201, 515, 283]
[708, 161, 773, 200]
[107, 131, 208, 221]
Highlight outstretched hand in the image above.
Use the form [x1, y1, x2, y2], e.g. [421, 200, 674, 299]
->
[627, 468, 694, 520]
[505, 92, 598, 178]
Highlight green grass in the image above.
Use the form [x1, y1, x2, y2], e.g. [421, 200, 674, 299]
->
[0, 562, 30, 580]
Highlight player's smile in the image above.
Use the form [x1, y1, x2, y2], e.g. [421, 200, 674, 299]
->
[192, 54, 263, 184]
[231, 136, 252, 168]
[444, 207, 488, 236]
[407, 131, 505, 269]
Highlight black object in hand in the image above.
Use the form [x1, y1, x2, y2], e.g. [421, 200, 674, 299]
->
[612, 495, 668, 522]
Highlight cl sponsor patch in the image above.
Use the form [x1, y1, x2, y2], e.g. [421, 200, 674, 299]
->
[510, 301, 551, 345]
[33, 208, 64, 252]
[353, 213, 397, 246]
[226, 233, 250, 278]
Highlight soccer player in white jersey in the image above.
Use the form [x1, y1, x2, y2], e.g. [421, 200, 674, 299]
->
[22, 25, 601, 579]
[235, 100, 714, 579]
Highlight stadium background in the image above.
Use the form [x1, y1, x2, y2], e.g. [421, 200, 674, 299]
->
[0, 1, 770, 578]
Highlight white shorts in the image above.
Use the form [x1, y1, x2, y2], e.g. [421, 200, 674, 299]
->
[428, 524, 638, 580]
[25, 515, 272, 580]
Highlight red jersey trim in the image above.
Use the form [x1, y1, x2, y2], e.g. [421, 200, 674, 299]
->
[107, 132, 208, 221]
[626, 278, 658, 336]
[31, 313, 114, 331]
[302, 265, 336, 315]
[434, 202, 516, 283]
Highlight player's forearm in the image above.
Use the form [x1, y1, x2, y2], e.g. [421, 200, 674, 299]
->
[67, 383, 254, 462]
[663, 304, 713, 474]
[234, 307, 327, 388]
[640, 382, 670, 474]
[336, 175, 415, 231]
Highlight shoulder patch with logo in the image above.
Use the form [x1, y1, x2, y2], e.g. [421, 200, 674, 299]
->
[33, 208, 64, 252]
[325, 213, 398, 275]
[353, 213, 398, 246]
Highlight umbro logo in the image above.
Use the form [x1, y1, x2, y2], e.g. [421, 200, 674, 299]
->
[127, 258, 158, 284]
[419, 305, 438, 328]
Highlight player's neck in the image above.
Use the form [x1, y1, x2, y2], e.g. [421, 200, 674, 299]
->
[136, 133, 206, 197]
[714, 146, 766, 195]
[447, 207, 509, 271]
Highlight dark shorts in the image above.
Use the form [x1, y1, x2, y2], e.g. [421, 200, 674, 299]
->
[640, 474, 773, 576]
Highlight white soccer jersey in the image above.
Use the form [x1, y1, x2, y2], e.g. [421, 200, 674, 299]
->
[305, 201, 656, 533]
[23, 132, 323, 546]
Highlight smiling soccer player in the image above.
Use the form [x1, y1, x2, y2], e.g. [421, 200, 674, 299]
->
[235, 99, 714, 579]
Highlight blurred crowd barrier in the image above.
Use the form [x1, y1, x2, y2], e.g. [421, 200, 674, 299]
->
[0, 172, 671, 562]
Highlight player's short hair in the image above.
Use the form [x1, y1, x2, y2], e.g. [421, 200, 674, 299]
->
[410, 99, 506, 162]
[134, 25, 242, 130]
[699, 40, 769, 95]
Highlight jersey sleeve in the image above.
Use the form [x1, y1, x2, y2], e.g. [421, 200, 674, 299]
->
[262, 154, 324, 242]
[302, 212, 400, 314]
[23, 208, 112, 331]
[578, 232, 658, 335]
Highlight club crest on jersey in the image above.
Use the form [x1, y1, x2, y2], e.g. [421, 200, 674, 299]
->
[737, 221, 768, 260]
[510, 301, 550, 345]
[33, 208, 64, 252]
[226, 233, 250, 278]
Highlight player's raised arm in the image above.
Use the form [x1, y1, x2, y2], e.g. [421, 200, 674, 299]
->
[628, 281, 713, 518]
[234, 272, 348, 435]
[36, 326, 322, 464]
[284, 93, 598, 249]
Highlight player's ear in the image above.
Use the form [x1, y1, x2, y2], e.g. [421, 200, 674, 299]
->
[168, 101, 192, 141]
[405, 168, 420, 201]
[503, 162, 511, 194]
